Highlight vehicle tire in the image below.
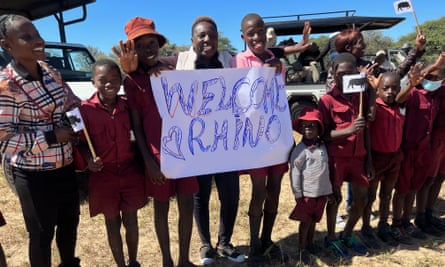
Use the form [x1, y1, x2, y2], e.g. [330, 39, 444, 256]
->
[290, 100, 317, 122]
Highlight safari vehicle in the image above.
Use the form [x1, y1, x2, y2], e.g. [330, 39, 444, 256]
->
[0, 42, 96, 100]
[263, 10, 405, 119]
[0, 0, 97, 100]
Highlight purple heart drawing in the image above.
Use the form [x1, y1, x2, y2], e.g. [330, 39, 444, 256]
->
[162, 126, 185, 160]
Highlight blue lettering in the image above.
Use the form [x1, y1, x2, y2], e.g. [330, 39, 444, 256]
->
[188, 117, 210, 155]
[210, 119, 229, 152]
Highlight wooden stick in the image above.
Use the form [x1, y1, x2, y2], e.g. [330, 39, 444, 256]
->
[82, 127, 96, 159]
[410, 0, 422, 34]
[359, 91, 363, 117]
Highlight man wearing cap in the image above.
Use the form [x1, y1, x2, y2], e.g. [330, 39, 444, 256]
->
[121, 17, 198, 267]
[374, 50, 396, 71]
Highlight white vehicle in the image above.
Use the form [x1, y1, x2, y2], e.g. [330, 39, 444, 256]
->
[1, 42, 97, 100]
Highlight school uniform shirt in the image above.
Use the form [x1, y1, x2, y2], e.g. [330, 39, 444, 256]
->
[233, 48, 286, 79]
[176, 49, 233, 69]
[317, 85, 367, 157]
[124, 67, 163, 162]
[370, 97, 405, 153]
[79, 93, 135, 170]
[0, 60, 74, 171]
[402, 87, 439, 149]
[289, 141, 332, 199]
[432, 85, 445, 137]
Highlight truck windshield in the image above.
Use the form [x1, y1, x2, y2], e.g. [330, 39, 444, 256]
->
[45, 46, 94, 82]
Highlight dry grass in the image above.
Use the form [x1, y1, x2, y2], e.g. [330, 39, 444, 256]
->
[1, 168, 445, 267]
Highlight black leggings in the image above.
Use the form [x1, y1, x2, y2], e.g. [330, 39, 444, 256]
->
[13, 164, 80, 267]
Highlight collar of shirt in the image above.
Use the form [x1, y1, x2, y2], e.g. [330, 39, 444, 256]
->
[243, 48, 275, 63]
[86, 92, 127, 113]
[11, 59, 43, 81]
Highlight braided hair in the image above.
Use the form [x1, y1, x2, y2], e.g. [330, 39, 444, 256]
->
[0, 14, 26, 51]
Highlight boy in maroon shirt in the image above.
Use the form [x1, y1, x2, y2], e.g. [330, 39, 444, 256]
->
[392, 61, 443, 241]
[79, 59, 147, 267]
[318, 52, 374, 257]
[412, 53, 445, 236]
[363, 71, 407, 247]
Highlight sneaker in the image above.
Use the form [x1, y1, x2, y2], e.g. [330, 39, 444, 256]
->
[297, 249, 312, 265]
[403, 222, 427, 239]
[341, 233, 368, 255]
[390, 225, 414, 245]
[336, 215, 346, 228]
[217, 243, 245, 263]
[415, 218, 443, 237]
[127, 261, 141, 267]
[360, 225, 381, 249]
[427, 216, 445, 232]
[248, 248, 263, 267]
[323, 237, 350, 258]
[200, 245, 216, 265]
[306, 242, 323, 255]
[377, 222, 399, 247]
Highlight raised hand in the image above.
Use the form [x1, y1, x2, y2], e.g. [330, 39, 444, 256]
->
[112, 40, 138, 73]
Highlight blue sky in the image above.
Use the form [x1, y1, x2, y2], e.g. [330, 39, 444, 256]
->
[33, 0, 444, 54]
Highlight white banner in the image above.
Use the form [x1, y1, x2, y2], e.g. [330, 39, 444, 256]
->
[150, 67, 294, 178]
[394, 0, 414, 14]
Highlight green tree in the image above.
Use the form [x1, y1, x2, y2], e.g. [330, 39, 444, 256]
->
[362, 30, 395, 55]
[396, 16, 445, 64]
[218, 32, 238, 55]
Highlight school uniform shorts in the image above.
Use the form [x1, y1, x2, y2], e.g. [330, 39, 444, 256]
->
[247, 162, 289, 177]
[88, 164, 147, 218]
[289, 196, 327, 223]
[146, 176, 198, 202]
[396, 146, 434, 194]
[329, 156, 369, 188]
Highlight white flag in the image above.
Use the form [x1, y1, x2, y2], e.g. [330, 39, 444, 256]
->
[394, 0, 414, 14]
[342, 73, 366, 94]
[66, 107, 85, 132]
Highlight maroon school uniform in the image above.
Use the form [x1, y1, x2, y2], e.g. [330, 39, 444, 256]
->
[124, 67, 198, 202]
[80, 93, 147, 217]
[318, 85, 368, 187]
[430, 85, 445, 177]
[369, 97, 405, 181]
[396, 88, 439, 194]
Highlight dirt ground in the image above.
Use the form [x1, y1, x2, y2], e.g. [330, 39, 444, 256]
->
[1, 170, 445, 267]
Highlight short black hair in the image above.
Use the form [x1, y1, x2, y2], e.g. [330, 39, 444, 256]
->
[241, 13, 263, 32]
[92, 58, 122, 78]
[191, 16, 217, 35]
[332, 52, 357, 71]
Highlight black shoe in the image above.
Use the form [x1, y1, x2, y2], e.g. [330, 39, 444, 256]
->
[200, 244, 216, 265]
[297, 249, 312, 265]
[415, 219, 443, 237]
[248, 248, 264, 267]
[390, 224, 414, 245]
[427, 215, 445, 232]
[360, 225, 381, 249]
[377, 222, 399, 247]
[217, 243, 245, 263]
[127, 261, 141, 267]
[403, 222, 427, 240]
[306, 242, 323, 255]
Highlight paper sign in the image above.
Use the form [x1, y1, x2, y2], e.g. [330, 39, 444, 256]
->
[394, 0, 414, 14]
[150, 67, 294, 179]
[66, 107, 85, 132]
[342, 74, 366, 94]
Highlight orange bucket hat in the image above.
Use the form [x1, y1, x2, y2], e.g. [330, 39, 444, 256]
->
[124, 17, 167, 47]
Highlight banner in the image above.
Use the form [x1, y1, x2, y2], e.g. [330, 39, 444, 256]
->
[394, 0, 414, 14]
[150, 67, 294, 178]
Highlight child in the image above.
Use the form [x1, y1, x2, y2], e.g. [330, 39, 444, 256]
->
[362, 71, 406, 247]
[121, 17, 198, 267]
[317, 52, 372, 257]
[79, 59, 147, 267]
[233, 13, 311, 266]
[391, 60, 443, 241]
[289, 107, 332, 265]
[419, 52, 445, 233]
